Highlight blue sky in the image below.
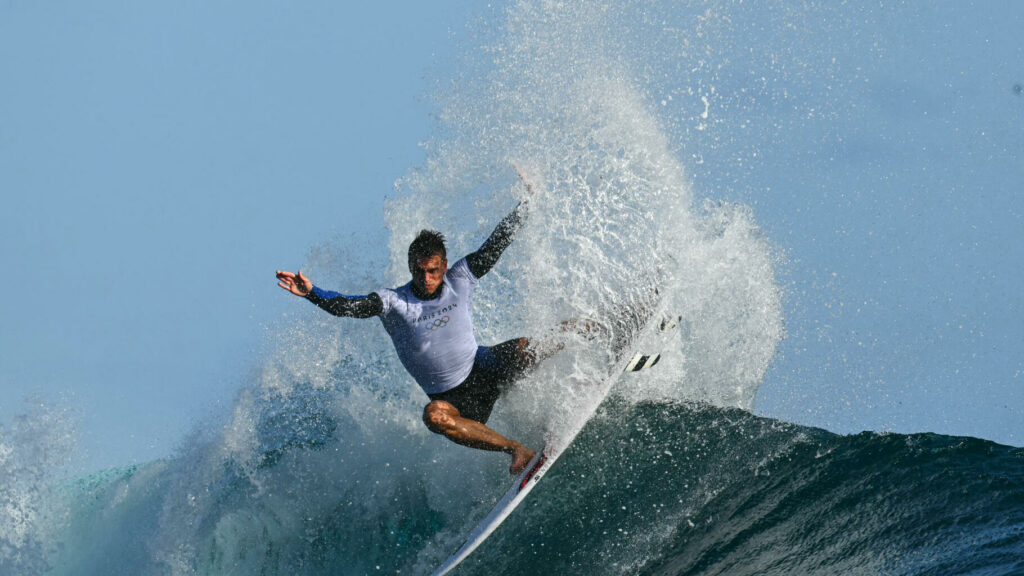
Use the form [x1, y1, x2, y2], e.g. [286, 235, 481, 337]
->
[1, 1, 478, 471]
[2, 1, 1022, 474]
[705, 3, 1024, 442]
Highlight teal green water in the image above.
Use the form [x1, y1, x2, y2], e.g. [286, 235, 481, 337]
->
[38, 398, 1024, 575]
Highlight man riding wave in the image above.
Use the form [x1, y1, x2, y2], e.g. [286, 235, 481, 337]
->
[276, 175, 592, 474]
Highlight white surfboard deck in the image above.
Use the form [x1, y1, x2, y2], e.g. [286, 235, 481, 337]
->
[430, 291, 666, 576]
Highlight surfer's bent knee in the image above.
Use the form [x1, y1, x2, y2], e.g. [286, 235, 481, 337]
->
[423, 400, 458, 435]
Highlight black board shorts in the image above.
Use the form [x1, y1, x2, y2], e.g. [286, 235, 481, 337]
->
[427, 338, 529, 424]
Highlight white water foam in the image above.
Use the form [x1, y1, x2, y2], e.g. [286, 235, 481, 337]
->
[391, 0, 783, 422]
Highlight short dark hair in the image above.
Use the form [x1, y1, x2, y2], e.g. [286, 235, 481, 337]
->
[408, 229, 447, 268]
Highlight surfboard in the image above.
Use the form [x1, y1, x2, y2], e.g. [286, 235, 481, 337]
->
[622, 314, 683, 372]
[429, 289, 666, 576]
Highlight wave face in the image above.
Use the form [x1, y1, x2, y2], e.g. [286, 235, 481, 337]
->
[18, 400, 1024, 575]
[7, 1, 1022, 575]
[437, 401, 1024, 576]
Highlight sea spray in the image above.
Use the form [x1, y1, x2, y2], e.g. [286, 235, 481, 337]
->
[392, 0, 783, 421]
[0, 401, 75, 575]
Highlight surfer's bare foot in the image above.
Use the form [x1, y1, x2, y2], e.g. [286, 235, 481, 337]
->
[558, 318, 607, 340]
[509, 443, 535, 475]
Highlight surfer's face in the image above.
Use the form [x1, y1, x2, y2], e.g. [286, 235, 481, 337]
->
[411, 254, 447, 296]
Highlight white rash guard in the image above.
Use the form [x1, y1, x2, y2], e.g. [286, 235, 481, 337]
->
[304, 201, 529, 395]
[375, 258, 480, 394]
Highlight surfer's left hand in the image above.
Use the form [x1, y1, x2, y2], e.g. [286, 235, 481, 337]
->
[514, 164, 537, 196]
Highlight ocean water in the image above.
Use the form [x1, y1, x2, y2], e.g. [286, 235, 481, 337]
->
[5, 397, 1022, 575]
[3, 1, 1022, 574]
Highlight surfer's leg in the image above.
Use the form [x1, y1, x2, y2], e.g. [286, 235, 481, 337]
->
[423, 400, 535, 475]
[494, 318, 606, 371]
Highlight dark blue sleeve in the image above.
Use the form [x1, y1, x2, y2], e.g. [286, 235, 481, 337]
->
[465, 201, 529, 279]
[306, 287, 383, 319]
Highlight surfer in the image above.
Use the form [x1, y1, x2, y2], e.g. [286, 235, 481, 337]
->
[276, 176, 588, 475]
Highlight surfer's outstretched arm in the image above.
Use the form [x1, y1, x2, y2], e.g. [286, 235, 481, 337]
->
[275, 270, 382, 318]
[306, 288, 383, 318]
[464, 167, 537, 279]
[465, 201, 529, 278]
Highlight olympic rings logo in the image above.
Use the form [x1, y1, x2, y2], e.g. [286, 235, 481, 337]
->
[428, 315, 451, 331]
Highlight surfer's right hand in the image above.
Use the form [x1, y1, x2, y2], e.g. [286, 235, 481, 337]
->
[276, 270, 313, 297]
